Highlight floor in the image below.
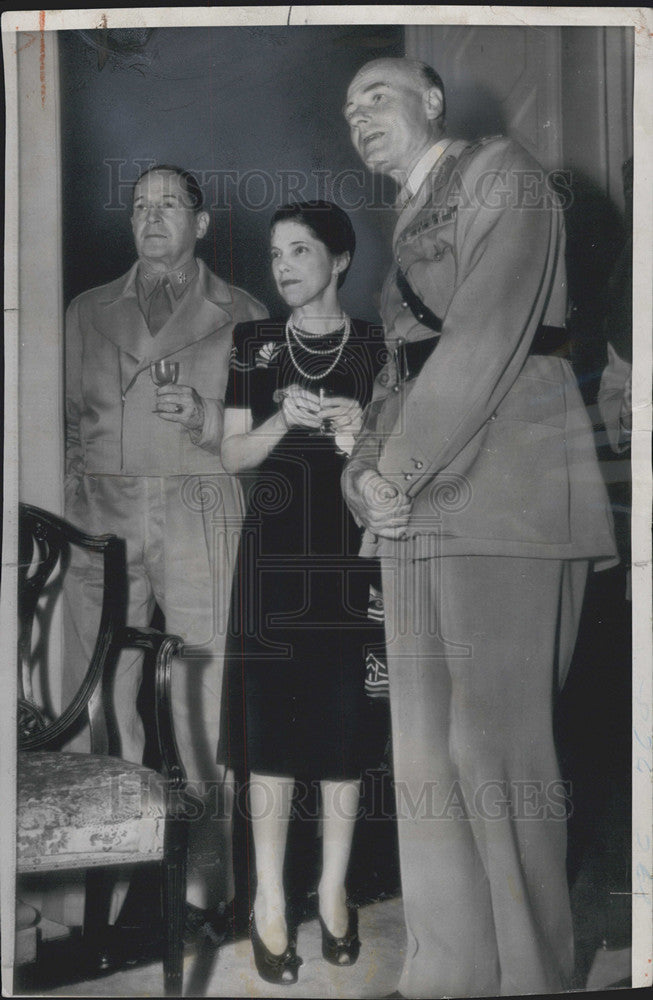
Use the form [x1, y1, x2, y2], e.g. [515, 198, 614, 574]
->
[14, 890, 632, 999]
[35, 897, 407, 999]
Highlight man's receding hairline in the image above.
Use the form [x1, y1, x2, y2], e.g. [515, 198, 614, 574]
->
[134, 168, 184, 192]
[351, 57, 440, 94]
[132, 166, 205, 213]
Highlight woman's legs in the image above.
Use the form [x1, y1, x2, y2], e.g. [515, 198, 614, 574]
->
[319, 779, 361, 938]
[249, 772, 294, 954]
[249, 773, 361, 954]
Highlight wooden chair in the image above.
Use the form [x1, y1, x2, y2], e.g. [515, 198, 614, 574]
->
[17, 503, 190, 995]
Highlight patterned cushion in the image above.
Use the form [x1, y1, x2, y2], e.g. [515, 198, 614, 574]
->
[17, 751, 168, 872]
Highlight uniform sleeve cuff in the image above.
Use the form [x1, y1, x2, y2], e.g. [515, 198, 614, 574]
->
[378, 442, 431, 497]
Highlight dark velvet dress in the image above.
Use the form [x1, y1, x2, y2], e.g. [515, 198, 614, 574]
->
[217, 317, 385, 781]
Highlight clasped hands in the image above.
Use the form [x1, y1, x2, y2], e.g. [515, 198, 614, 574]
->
[278, 385, 363, 436]
[154, 384, 205, 432]
[350, 468, 412, 540]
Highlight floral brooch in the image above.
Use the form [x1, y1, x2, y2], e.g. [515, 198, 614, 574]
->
[256, 342, 282, 368]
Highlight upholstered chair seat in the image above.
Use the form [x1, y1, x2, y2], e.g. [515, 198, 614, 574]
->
[18, 752, 170, 872]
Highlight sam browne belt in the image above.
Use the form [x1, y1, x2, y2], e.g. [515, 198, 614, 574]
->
[393, 268, 570, 388]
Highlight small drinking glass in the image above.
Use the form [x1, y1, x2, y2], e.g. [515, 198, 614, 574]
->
[318, 385, 334, 436]
[150, 360, 179, 386]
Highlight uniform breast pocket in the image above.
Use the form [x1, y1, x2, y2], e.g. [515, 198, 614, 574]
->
[397, 216, 456, 271]
[416, 219, 455, 263]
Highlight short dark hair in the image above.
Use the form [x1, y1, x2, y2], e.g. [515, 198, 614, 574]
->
[133, 164, 204, 212]
[270, 200, 356, 288]
[417, 62, 446, 129]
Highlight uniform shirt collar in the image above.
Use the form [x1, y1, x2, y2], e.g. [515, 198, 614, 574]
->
[138, 257, 199, 300]
[402, 138, 454, 201]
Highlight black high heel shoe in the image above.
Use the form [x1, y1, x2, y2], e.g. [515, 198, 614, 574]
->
[249, 911, 303, 985]
[318, 904, 360, 966]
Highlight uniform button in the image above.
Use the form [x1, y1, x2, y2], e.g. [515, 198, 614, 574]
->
[379, 373, 389, 386]
[489, 413, 497, 421]
[404, 472, 413, 481]
[415, 460, 423, 470]
[397, 255, 402, 264]
[401, 301, 408, 309]
[393, 385, 401, 393]
[417, 313, 424, 320]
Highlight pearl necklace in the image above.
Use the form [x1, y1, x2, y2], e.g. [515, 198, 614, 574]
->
[289, 317, 347, 355]
[285, 314, 350, 381]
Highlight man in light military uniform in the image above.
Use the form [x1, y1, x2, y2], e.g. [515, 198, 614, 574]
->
[342, 59, 617, 997]
[64, 165, 267, 925]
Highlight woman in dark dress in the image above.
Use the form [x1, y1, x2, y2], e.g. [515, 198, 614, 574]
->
[218, 202, 383, 983]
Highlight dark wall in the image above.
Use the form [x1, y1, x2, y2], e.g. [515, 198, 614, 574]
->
[560, 28, 630, 405]
[59, 26, 403, 321]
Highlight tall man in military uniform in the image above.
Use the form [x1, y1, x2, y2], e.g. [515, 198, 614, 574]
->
[64, 165, 267, 921]
[342, 59, 617, 997]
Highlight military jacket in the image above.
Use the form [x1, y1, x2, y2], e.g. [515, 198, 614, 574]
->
[345, 137, 617, 563]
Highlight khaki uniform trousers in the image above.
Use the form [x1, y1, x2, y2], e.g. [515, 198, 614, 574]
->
[381, 548, 587, 998]
[63, 473, 243, 909]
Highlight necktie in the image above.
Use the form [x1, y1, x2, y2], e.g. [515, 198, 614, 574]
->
[147, 276, 173, 336]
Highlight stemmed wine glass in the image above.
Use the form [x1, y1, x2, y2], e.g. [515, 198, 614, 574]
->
[150, 360, 179, 386]
[151, 360, 181, 414]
